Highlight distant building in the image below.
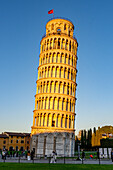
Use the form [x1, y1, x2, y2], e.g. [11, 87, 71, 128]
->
[0, 132, 30, 151]
[76, 130, 82, 140]
[92, 126, 113, 147]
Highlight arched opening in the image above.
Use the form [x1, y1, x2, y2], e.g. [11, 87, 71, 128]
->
[61, 114, 64, 128]
[56, 114, 60, 127]
[47, 113, 50, 127]
[64, 24, 66, 30]
[62, 98, 65, 110]
[66, 40, 68, 50]
[36, 101, 38, 109]
[20, 147, 24, 151]
[54, 38, 57, 49]
[58, 38, 60, 49]
[9, 146, 13, 151]
[42, 98, 44, 109]
[63, 82, 66, 94]
[67, 84, 69, 95]
[70, 100, 71, 112]
[16, 146, 18, 151]
[40, 113, 42, 126]
[69, 116, 71, 128]
[54, 97, 57, 110]
[65, 115, 68, 128]
[66, 99, 69, 111]
[48, 67, 50, 77]
[57, 53, 60, 63]
[43, 113, 46, 126]
[46, 82, 49, 93]
[57, 28, 61, 35]
[52, 114, 55, 127]
[49, 97, 53, 109]
[69, 41, 71, 51]
[51, 24, 54, 30]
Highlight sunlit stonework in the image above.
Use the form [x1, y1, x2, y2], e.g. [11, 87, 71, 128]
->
[31, 18, 78, 156]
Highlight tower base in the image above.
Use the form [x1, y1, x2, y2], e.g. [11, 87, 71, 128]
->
[30, 132, 75, 157]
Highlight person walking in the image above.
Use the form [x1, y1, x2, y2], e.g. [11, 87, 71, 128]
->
[50, 151, 56, 163]
[82, 150, 85, 160]
[2, 149, 6, 160]
[31, 150, 34, 160]
[97, 149, 99, 159]
[111, 150, 113, 162]
[27, 150, 30, 161]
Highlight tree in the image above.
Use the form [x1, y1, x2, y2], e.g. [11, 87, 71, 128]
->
[83, 130, 87, 149]
[93, 127, 96, 135]
[81, 130, 84, 149]
[87, 128, 92, 150]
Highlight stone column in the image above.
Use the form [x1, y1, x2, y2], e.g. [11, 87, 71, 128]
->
[67, 115, 69, 129]
[43, 135, 46, 156]
[36, 117, 38, 126]
[58, 115, 61, 128]
[33, 116, 35, 126]
[36, 135, 38, 156]
[53, 136, 56, 152]
[60, 38, 62, 49]
[69, 134, 72, 156]
[45, 114, 47, 127]
[52, 38, 54, 49]
[63, 136, 66, 156]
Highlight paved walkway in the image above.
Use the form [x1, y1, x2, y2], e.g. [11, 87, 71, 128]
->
[0, 158, 113, 164]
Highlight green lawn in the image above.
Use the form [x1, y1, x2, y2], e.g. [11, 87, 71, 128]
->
[0, 163, 113, 170]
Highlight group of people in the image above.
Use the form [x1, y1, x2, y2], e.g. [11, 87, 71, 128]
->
[0, 149, 34, 160]
[27, 150, 35, 160]
[82, 149, 113, 162]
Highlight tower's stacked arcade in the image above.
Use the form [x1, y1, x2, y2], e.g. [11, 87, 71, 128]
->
[31, 18, 78, 156]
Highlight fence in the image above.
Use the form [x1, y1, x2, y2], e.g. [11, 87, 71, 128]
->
[0, 152, 113, 164]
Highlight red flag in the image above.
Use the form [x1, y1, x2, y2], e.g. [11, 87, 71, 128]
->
[48, 9, 53, 14]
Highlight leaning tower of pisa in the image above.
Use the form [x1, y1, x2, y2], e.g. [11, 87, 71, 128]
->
[31, 18, 78, 156]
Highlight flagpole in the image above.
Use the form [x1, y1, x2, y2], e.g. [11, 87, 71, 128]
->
[53, 9, 54, 18]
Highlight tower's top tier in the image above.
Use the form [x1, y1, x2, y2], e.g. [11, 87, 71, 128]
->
[46, 18, 74, 37]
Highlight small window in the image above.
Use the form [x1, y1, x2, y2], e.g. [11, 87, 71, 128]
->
[57, 29, 61, 34]
[27, 141, 29, 144]
[64, 24, 66, 30]
[21, 140, 24, 143]
[21, 136, 24, 139]
[11, 140, 13, 143]
[57, 29, 61, 32]
[16, 140, 18, 143]
[3, 140, 6, 144]
[11, 136, 13, 138]
[51, 24, 54, 30]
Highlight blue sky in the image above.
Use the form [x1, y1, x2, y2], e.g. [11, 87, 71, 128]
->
[0, 0, 113, 134]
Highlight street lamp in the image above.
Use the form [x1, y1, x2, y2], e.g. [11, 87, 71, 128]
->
[76, 140, 81, 160]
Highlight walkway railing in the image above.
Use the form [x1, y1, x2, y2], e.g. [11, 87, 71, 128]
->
[0, 153, 113, 165]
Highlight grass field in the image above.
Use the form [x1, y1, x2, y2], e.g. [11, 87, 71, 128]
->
[0, 163, 113, 170]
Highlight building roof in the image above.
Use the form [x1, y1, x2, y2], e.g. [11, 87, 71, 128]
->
[23, 133, 30, 136]
[0, 134, 8, 138]
[4, 132, 30, 137]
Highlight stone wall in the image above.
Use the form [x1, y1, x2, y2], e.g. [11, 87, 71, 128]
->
[30, 132, 75, 157]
